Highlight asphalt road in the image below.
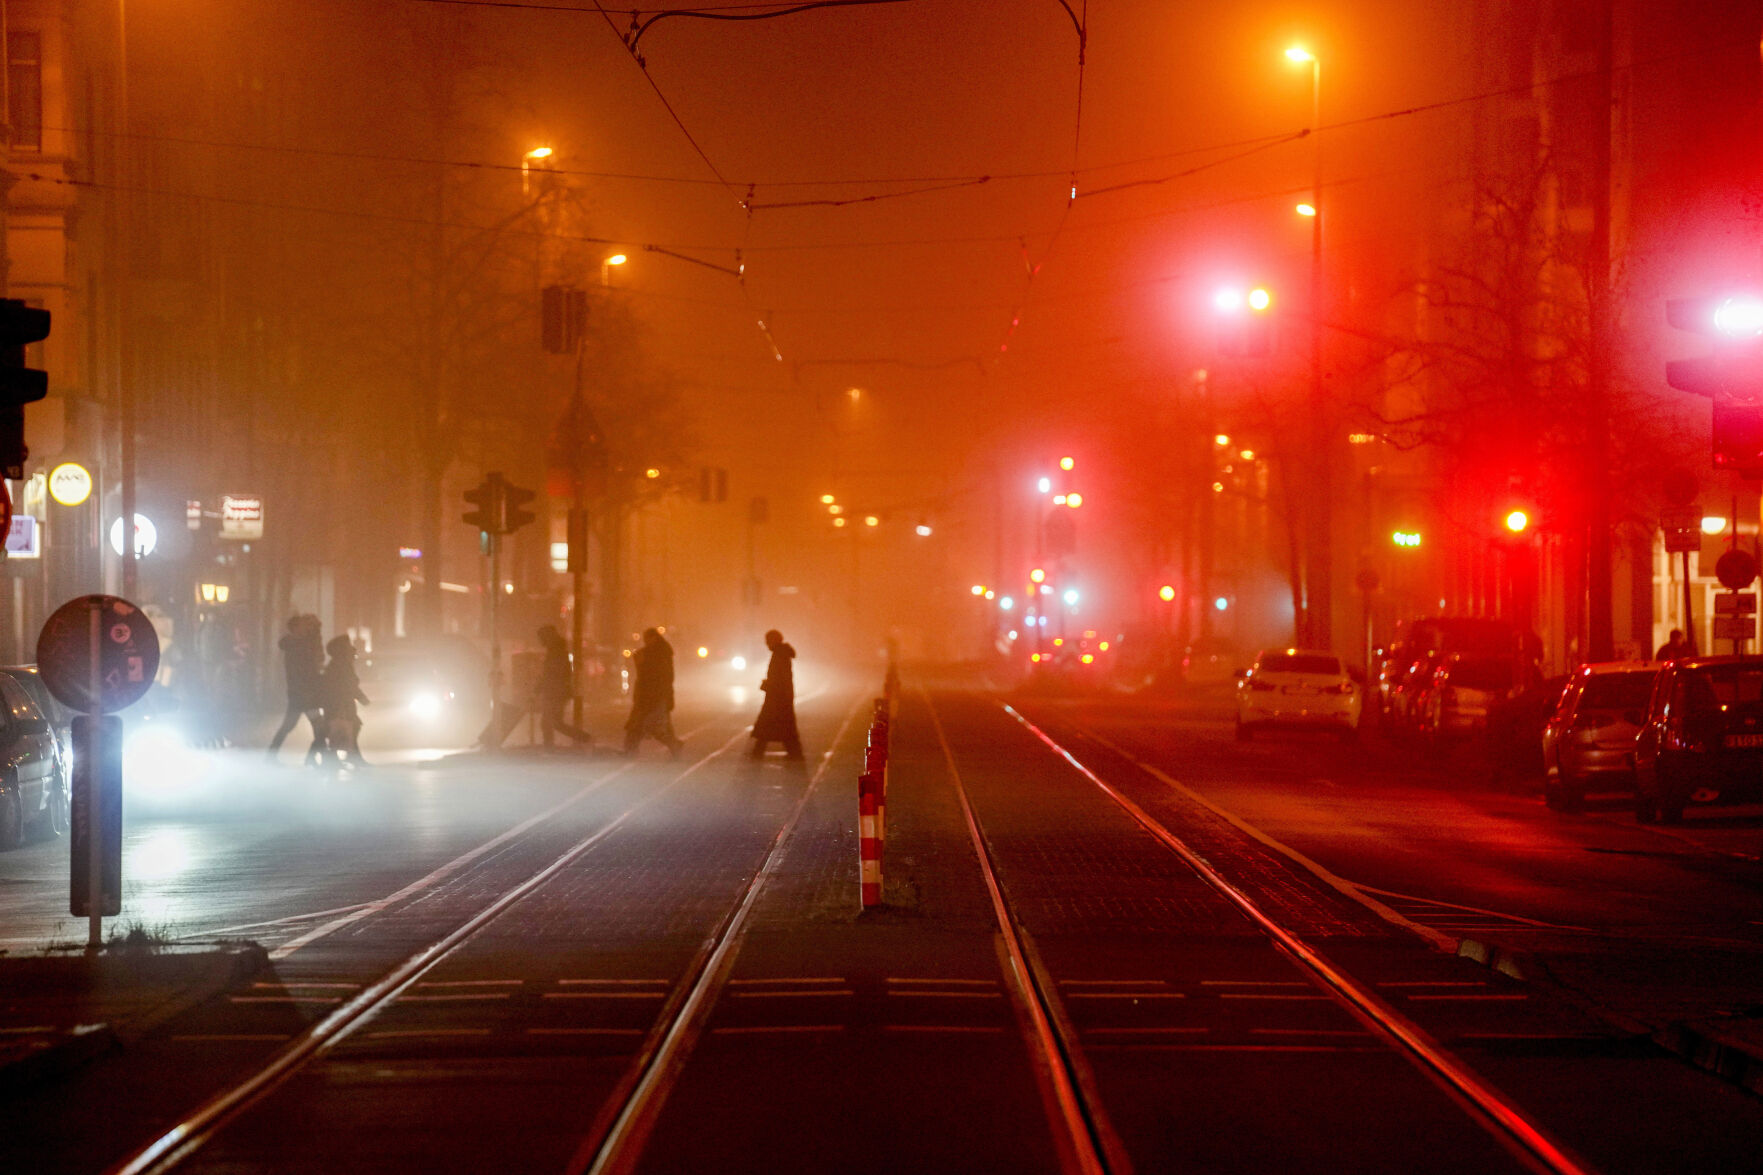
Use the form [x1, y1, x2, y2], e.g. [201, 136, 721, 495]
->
[4, 671, 1763, 1174]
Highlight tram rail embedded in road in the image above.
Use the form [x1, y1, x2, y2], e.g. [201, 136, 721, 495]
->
[988, 699, 1596, 1175]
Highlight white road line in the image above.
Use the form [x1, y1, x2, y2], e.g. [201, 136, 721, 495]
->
[527, 1028, 644, 1036]
[1065, 992, 1183, 1000]
[415, 979, 523, 988]
[544, 992, 666, 1000]
[558, 979, 668, 986]
[882, 1025, 1005, 1034]
[727, 977, 844, 986]
[887, 977, 998, 986]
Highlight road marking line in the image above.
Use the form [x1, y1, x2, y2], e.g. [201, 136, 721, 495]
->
[0, 1025, 57, 1034]
[1085, 1027, 1209, 1035]
[364, 1029, 491, 1038]
[1377, 981, 1488, 988]
[1219, 994, 1329, 1001]
[1406, 994, 1530, 1002]
[1200, 980, 1308, 987]
[882, 1025, 1006, 1034]
[227, 996, 343, 1005]
[1057, 979, 1164, 987]
[885, 991, 1003, 999]
[1090, 1043, 1373, 1053]
[1356, 884, 1595, 932]
[710, 1025, 845, 1035]
[252, 982, 359, 990]
[1065, 992, 1184, 1000]
[527, 1028, 644, 1036]
[1250, 1028, 1373, 1036]
[727, 977, 844, 986]
[558, 979, 668, 986]
[888, 977, 998, 986]
[730, 989, 853, 998]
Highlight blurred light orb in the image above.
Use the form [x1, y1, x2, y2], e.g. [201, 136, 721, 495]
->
[1158, 585, 1176, 602]
[1059, 456, 1075, 471]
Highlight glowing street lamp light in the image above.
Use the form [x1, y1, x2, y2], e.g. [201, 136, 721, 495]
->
[1036, 476, 1052, 494]
[1030, 568, 1046, 583]
[1285, 45, 1315, 63]
[1059, 456, 1075, 471]
[971, 584, 987, 596]
[1701, 515, 1728, 535]
[864, 515, 879, 527]
[820, 493, 835, 504]
[1065, 492, 1084, 508]
[1295, 203, 1317, 217]
[601, 253, 627, 286]
[1247, 287, 1271, 311]
[1159, 584, 1176, 602]
[521, 145, 554, 195]
[1504, 510, 1530, 534]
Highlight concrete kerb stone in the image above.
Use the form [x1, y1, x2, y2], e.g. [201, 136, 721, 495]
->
[0, 942, 268, 1093]
[1457, 934, 1763, 1098]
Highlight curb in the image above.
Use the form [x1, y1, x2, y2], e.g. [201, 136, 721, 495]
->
[0, 943, 268, 1093]
[1457, 935, 1763, 1097]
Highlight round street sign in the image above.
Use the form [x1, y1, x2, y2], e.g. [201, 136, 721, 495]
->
[1716, 549, 1759, 591]
[48, 462, 93, 507]
[35, 595, 160, 714]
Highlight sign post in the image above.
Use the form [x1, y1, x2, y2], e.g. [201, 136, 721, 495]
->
[36, 594, 159, 950]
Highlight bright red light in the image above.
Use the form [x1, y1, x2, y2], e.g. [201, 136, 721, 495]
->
[1505, 510, 1529, 533]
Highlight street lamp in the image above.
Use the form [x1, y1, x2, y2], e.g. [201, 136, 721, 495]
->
[521, 145, 553, 196]
[601, 253, 627, 287]
[1286, 44, 1328, 647]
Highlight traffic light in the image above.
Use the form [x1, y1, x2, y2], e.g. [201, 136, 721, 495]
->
[1504, 509, 1530, 534]
[503, 480, 536, 533]
[1712, 401, 1763, 478]
[463, 474, 504, 534]
[0, 299, 50, 480]
[541, 285, 588, 354]
[1665, 293, 1763, 400]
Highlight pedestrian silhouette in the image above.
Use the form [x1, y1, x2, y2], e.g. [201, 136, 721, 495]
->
[320, 634, 370, 770]
[536, 625, 593, 749]
[749, 629, 802, 760]
[1655, 628, 1695, 661]
[624, 627, 683, 758]
[268, 614, 325, 765]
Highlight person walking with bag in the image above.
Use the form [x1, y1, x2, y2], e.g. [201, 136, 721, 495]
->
[748, 629, 802, 760]
[268, 614, 325, 765]
[536, 625, 594, 749]
[320, 634, 370, 771]
[623, 627, 683, 758]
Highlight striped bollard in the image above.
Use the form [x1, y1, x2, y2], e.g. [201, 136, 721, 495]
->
[859, 770, 883, 908]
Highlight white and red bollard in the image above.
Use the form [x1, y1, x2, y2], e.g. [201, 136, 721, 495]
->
[859, 688, 894, 910]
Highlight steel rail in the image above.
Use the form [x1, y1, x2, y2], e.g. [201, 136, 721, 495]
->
[923, 691, 1123, 1175]
[109, 723, 756, 1175]
[572, 695, 865, 1175]
[1002, 702, 1597, 1175]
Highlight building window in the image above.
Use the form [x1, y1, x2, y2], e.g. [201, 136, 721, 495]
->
[8, 32, 41, 153]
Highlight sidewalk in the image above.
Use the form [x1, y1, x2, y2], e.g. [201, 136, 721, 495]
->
[0, 942, 266, 1092]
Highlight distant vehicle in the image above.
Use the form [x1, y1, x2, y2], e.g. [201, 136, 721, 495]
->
[1025, 630, 1118, 692]
[1235, 649, 1360, 741]
[1181, 638, 1240, 685]
[1417, 653, 1528, 744]
[1385, 652, 1444, 736]
[0, 671, 67, 847]
[1540, 662, 1660, 810]
[357, 638, 488, 731]
[1634, 656, 1763, 823]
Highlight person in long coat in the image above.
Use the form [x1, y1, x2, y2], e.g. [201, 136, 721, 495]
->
[536, 625, 594, 749]
[624, 628, 683, 757]
[320, 634, 370, 770]
[268, 614, 325, 764]
[749, 629, 802, 760]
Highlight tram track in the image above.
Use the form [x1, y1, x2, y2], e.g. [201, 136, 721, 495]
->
[107, 717, 769, 1175]
[919, 689, 1596, 1175]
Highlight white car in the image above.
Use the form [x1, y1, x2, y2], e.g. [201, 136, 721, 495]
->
[1236, 649, 1361, 741]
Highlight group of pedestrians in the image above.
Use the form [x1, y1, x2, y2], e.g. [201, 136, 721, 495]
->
[482, 623, 802, 762]
[266, 614, 369, 770]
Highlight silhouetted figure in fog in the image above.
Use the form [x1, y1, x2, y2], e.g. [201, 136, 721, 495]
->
[624, 628, 683, 758]
[268, 614, 325, 765]
[749, 629, 801, 760]
[537, 625, 593, 749]
[1656, 628, 1695, 661]
[320, 635, 370, 770]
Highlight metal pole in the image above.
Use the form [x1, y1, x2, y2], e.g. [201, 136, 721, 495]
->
[1305, 55, 1328, 649]
[572, 347, 588, 726]
[86, 601, 102, 950]
[1682, 548, 1695, 654]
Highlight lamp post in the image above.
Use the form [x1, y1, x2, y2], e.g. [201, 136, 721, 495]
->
[1287, 45, 1328, 648]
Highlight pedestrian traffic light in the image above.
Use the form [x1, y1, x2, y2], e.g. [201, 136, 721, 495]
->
[1666, 293, 1763, 400]
[463, 474, 503, 534]
[1713, 400, 1763, 478]
[541, 285, 587, 354]
[503, 481, 537, 534]
[0, 299, 50, 480]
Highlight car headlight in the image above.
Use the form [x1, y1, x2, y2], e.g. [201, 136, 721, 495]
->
[409, 691, 444, 721]
[731, 655, 747, 672]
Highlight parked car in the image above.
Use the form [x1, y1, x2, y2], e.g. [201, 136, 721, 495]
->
[1539, 662, 1660, 810]
[1633, 656, 1763, 823]
[1416, 653, 1527, 744]
[1385, 652, 1444, 737]
[0, 671, 67, 848]
[1235, 649, 1361, 741]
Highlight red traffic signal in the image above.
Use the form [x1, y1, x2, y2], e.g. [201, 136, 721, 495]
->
[1666, 294, 1763, 399]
